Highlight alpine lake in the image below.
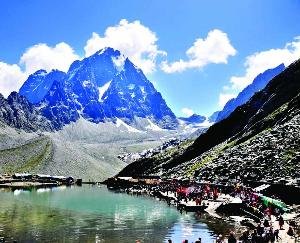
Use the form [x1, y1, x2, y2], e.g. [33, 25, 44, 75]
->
[0, 185, 235, 243]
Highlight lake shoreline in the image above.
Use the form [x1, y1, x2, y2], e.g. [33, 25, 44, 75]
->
[1, 173, 299, 242]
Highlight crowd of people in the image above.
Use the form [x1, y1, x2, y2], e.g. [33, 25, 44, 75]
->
[222, 216, 296, 242]
[122, 179, 288, 218]
[154, 179, 222, 204]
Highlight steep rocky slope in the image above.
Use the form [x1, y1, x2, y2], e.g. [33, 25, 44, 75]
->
[118, 59, 300, 183]
[172, 93, 300, 182]
[0, 92, 53, 132]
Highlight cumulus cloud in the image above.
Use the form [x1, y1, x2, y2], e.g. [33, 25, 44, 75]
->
[218, 36, 300, 109]
[181, 107, 194, 117]
[84, 19, 166, 74]
[229, 36, 300, 90]
[0, 62, 26, 97]
[20, 42, 79, 74]
[0, 42, 79, 97]
[161, 29, 236, 73]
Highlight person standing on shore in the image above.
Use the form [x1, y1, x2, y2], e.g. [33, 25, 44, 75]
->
[195, 237, 201, 243]
[287, 226, 294, 237]
[228, 232, 237, 243]
[278, 215, 284, 230]
[257, 223, 264, 236]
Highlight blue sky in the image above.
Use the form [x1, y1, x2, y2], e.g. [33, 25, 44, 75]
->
[0, 0, 300, 116]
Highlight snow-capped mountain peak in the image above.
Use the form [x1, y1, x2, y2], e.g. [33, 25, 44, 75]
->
[19, 47, 178, 130]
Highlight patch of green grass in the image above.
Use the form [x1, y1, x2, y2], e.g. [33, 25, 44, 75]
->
[223, 139, 237, 150]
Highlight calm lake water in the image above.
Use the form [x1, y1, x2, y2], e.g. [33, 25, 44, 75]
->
[0, 185, 233, 243]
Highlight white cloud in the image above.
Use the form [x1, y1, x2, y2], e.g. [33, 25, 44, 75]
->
[0, 62, 26, 97]
[229, 36, 300, 90]
[181, 107, 194, 117]
[84, 19, 166, 74]
[218, 36, 300, 110]
[20, 42, 79, 74]
[0, 42, 79, 97]
[161, 29, 236, 73]
[218, 93, 236, 109]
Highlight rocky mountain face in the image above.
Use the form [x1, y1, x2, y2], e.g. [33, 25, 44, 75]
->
[118, 59, 300, 184]
[19, 69, 66, 104]
[19, 47, 178, 130]
[0, 92, 53, 132]
[178, 114, 206, 124]
[216, 64, 285, 122]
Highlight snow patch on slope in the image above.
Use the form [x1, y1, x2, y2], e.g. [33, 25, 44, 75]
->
[115, 118, 143, 133]
[146, 119, 163, 131]
[140, 86, 146, 94]
[128, 84, 135, 90]
[82, 80, 91, 87]
[112, 55, 126, 72]
[98, 81, 111, 101]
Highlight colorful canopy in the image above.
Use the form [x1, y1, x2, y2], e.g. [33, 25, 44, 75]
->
[260, 195, 289, 212]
